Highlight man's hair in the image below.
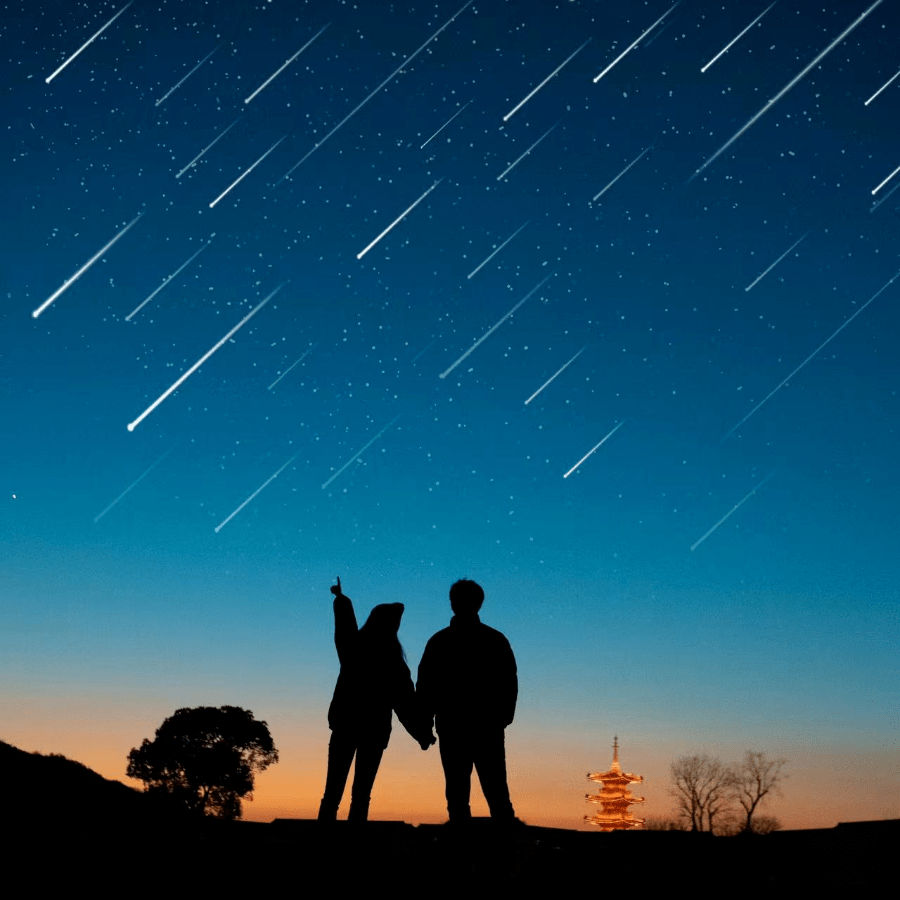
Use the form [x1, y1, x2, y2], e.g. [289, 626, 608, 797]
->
[449, 579, 484, 615]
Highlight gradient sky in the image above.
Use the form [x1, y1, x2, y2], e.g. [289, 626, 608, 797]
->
[3, 0, 899, 829]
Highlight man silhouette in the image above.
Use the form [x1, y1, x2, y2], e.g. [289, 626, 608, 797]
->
[417, 579, 517, 822]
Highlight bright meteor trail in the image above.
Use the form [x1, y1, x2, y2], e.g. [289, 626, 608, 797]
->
[322, 416, 402, 489]
[45, 1, 133, 84]
[563, 421, 624, 478]
[210, 137, 286, 208]
[439, 274, 553, 380]
[93, 449, 174, 523]
[467, 221, 529, 279]
[156, 45, 219, 106]
[356, 180, 442, 259]
[864, 66, 900, 106]
[724, 267, 900, 440]
[125, 240, 212, 321]
[278, 0, 474, 182]
[591, 145, 653, 203]
[744, 231, 809, 292]
[700, 3, 776, 73]
[871, 163, 900, 196]
[214, 454, 298, 533]
[524, 347, 586, 405]
[690, 470, 777, 551]
[176, 117, 241, 179]
[593, 2, 679, 84]
[693, 0, 885, 179]
[127, 283, 285, 432]
[496, 123, 559, 181]
[32, 213, 143, 318]
[503, 38, 592, 122]
[244, 23, 329, 104]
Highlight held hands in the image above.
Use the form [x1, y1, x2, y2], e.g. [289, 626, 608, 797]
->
[418, 730, 437, 751]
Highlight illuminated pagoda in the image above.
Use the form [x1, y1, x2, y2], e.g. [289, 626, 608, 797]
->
[585, 736, 645, 831]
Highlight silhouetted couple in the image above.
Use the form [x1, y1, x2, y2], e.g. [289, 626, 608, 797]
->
[317, 577, 517, 824]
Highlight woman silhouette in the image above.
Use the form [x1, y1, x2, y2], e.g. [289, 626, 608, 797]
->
[318, 577, 435, 822]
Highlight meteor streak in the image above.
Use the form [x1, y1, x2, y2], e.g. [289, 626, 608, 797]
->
[356, 180, 442, 259]
[690, 470, 776, 551]
[156, 45, 219, 106]
[864, 66, 900, 105]
[700, 2, 776, 73]
[125, 240, 212, 321]
[32, 213, 143, 318]
[214, 454, 298, 532]
[176, 117, 241, 179]
[870, 178, 900, 212]
[244, 23, 329, 104]
[467, 221, 529, 279]
[496, 122, 558, 181]
[210, 136, 286, 208]
[127, 283, 284, 432]
[278, 0, 474, 182]
[723, 267, 900, 440]
[421, 100, 473, 149]
[744, 231, 808, 292]
[524, 346, 586, 405]
[267, 345, 315, 390]
[45, 1, 133, 84]
[439, 274, 553, 380]
[692, 0, 885, 179]
[93, 449, 173, 523]
[563, 421, 624, 478]
[503, 38, 592, 122]
[591, 145, 653, 203]
[322, 416, 401, 489]
[871, 163, 900, 195]
[593, 2, 679, 83]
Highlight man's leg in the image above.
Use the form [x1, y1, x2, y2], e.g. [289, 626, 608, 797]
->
[439, 731, 474, 821]
[318, 732, 356, 820]
[472, 728, 515, 820]
[347, 740, 385, 822]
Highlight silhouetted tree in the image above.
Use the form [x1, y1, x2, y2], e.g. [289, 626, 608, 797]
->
[730, 750, 787, 834]
[669, 753, 732, 833]
[126, 706, 278, 819]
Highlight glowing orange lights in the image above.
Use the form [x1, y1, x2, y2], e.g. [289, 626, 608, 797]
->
[585, 736, 645, 831]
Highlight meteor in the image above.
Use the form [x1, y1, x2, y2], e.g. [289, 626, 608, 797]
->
[45, 1, 133, 84]
[322, 415, 401, 489]
[692, 0, 885, 179]
[700, 2, 776, 73]
[356, 180, 442, 259]
[593, 2, 679, 83]
[503, 38, 592, 122]
[723, 267, 900, 440]
[744, 231, 808, 292]
[496, 122, 558, 181]
[864, 66, 900, 105]
[125, 240, 212, 321]
[176, 116, 241, 179]
[93, 448, 173, 523]
[563, 421, 624, 478]
[127, 283, 285, 432]
[278, 0, 474, 182]
[209, 136, 286, 208]
[421, 100, 473, 149]
[467, 221, 529, 279]
[439, 274, 553, 380]
[32, 212, 143, 318]
[871, 163, 900, 195]
[690, 470, 777, 551]
[870, 178, 900, 212]
[267, 345, 315, 391]
[214, 454, 298, 533]
[591, 144, 653, 203]
[244, 23, 329, 104]
[156, 45, 219, 106]
[524, 346, 586, 405]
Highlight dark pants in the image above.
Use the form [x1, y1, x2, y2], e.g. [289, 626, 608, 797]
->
[318, 731, 385, 822]
[438, 728, 515, 821]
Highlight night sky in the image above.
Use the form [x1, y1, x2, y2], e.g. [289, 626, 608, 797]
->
[3, 0, 898, 828]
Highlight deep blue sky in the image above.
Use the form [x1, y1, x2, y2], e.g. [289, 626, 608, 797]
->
[3, 0, 898, 827]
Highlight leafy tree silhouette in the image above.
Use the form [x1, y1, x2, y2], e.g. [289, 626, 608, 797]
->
[126, 706, 278, 819]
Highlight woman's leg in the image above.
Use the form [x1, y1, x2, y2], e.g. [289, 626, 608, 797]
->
[347, 740, 385, 822]
[318, 732, 356, 820]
